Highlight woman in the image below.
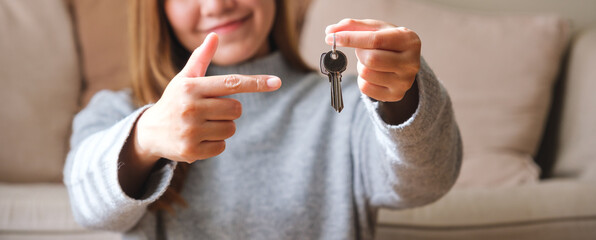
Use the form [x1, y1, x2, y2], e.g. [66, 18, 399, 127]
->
[64, 0, 462, 239]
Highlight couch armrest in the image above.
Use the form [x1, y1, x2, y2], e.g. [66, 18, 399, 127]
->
[554, 28, 596, 179]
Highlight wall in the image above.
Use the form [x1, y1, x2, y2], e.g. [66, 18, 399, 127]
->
[421, 0, 596, 33]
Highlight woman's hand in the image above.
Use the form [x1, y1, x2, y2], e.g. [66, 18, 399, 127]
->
[325, 19, 421, 102]
[134, 33, 282, 165]
[119, 33, 280, 198]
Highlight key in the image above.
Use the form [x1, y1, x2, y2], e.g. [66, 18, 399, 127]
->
[320, 33, 347, 113]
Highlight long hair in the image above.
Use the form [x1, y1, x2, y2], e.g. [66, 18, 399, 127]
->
[129, 0, 311, 213]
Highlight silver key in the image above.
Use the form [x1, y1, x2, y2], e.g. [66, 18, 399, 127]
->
[320, 33, 347, 113]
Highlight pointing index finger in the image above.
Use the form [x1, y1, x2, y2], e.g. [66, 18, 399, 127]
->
[193, 75, 282, 97]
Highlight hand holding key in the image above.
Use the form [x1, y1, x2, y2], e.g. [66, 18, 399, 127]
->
[325, 19, 421, 102]
[134, 33, 282, 164]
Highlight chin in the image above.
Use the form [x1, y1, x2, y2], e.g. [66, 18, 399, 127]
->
[212, 45, 258, 66]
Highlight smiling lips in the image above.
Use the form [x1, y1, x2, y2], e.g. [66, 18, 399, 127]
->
[205, 15, 250, 35]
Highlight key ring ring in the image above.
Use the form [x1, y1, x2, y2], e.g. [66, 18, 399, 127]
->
[333, 33, 336, 53]
[332, 33, 338, 59]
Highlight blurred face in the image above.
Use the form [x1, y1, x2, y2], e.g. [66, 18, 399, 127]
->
[165, 0, 276, 65]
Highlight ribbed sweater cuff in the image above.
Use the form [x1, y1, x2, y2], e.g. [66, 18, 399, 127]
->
[65, 105, 175, 228]
[105, 105, 176, 206]
[361, 57, 446, 147]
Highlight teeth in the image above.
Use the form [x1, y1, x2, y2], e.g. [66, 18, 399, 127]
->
[330, 75, 335, 109]
[335, 74, 343, 113]
[337, 76, 343, 113]
[330, 73, 343, 113]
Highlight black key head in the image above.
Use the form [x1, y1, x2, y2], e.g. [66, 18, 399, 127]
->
[322, 50, 347, 73]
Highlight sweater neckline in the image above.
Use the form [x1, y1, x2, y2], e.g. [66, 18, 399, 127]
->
[205, 51, 306, 107]
[206, 51, 295, 78]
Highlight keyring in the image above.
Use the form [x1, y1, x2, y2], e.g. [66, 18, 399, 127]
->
[331, 33, 338, 59]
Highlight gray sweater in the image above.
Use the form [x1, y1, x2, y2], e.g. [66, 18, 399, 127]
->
[64, 52, 461, 240]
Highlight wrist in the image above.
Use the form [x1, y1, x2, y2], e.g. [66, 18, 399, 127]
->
[133, 112, 160, 168]
[118, 110, 161, 198]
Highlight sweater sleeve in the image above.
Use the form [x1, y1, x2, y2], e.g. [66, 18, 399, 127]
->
[351, 57, 462, 209]
[63, 90, 176, 232]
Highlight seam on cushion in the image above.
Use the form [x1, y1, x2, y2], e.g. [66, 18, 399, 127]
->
[376, 215, 596, 230]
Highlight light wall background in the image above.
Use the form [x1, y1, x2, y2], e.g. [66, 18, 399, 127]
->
[421, 0, 596, 33]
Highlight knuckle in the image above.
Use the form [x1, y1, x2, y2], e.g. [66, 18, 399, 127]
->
[371, 32, 384, 48]
[253, 76, 265, 91]
[396, 26, 409, 32]
[180, 102, 198, 119]
[178, 141, 198, 161]
[363, 18, 376, 24]
[343, 34, 351, 46]
[181, 80, 195, 94]
[339, 18, 354, 25]
[396, 26, 411, 34]
[224, 75, 242, 90]
[400, 27, 421, 49]
[179, 125, 197, 140]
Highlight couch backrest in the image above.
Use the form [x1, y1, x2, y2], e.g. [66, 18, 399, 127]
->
[426, 0, 596, 179]
[302, 0, 571, 188]
[422, 0, 596, 33]
[68, 0, 130, 105]
[0, 0, 80, 182]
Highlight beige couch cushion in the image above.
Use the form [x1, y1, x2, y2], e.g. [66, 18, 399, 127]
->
[68, 0, 131, 105]
[554, 28, 596, 179]
[301, 0, 569, 188]
[0, 183, 83, 231]
[0, 0, 80, 182]
[0, 183, 119, 239]
[376, 180, 596, 240]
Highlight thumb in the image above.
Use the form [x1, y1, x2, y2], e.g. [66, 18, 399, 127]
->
[179, 32, 219, 78]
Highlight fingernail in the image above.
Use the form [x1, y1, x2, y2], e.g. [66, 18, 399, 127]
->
[206, 32, 218, 40]
[325, 25, 332, 34]
[267, 77, 281, 88]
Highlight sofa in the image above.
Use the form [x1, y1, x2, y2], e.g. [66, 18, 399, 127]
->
[1, 0, 595, 239]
